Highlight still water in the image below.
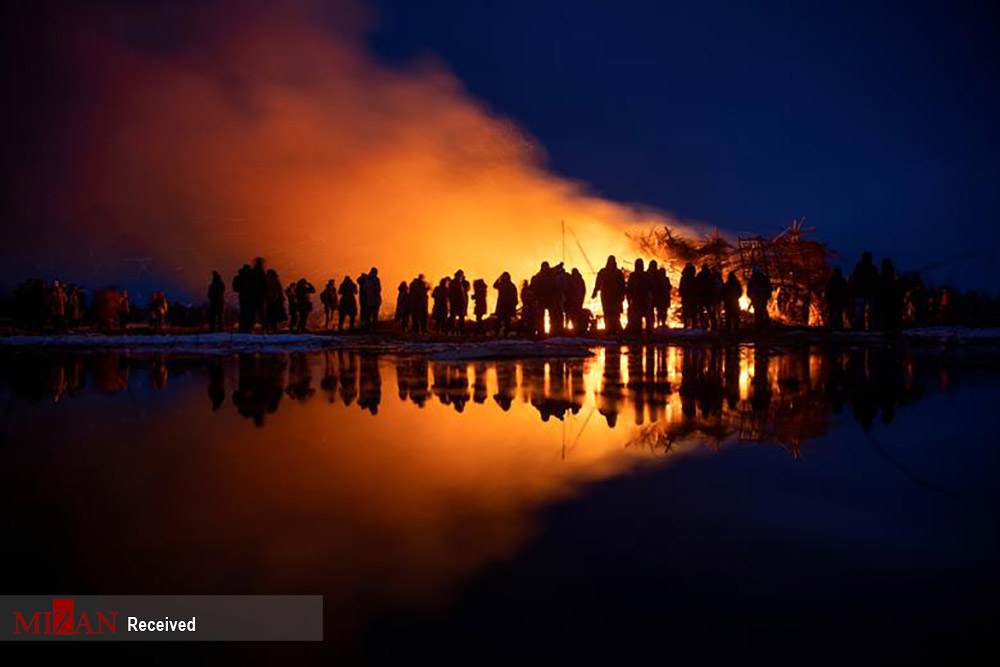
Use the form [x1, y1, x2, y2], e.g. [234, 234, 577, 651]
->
[2, 345, 998, 661]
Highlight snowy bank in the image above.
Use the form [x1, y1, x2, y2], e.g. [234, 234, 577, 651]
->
[0, 332, 342, 353]
[1, 327, 998, 355]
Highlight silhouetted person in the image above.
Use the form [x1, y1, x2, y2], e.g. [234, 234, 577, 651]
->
[722, 271, 743, 332]
[118, 290, 130, 329]
[338, 275, 358, 330]
[448, 270, 469, 332]
[293, 278, 315, 332]
[264, 269, 288, 332]
[643, 261, 661, 332]
[566, 267, 587, 333]
[88, 287, 116, 331]
[67, 285, 85, 328]
[824, 268, 848, 330]
[550, 263, 567, 334]
[233, 264, 254, 332]
[696, 264, 717, 329]
[432, 277, 450, 332]
[208, 271, 226, 332]
[365, 267, 382, 330]
[650, 263, 671, 328]
[877, 258, 901, 330]
[321, 279, 338, 329]
[592, 255, 625, 334]
[746, 268, 772, 329]
[679, 263, 698, 328]
[358, 273, 369, 330]
[14, 278, 44, 330]
[905, 274, 929, 326]
[49, 280, 68, 330]
[409, 274, 430, 333]
[250, 257, 267, 329]
[492, 272, 518, 336]
[530, 262, 557, 335]
[395, 281, 410, 332]
[849, 251, 878, 331]
[520, 279, 536, 335]
[13, 278, 44, 330]
[149, 290, 168, 332]
[472, 278, 488, 331]
[712, 269, 725, 329]
[528, 263, 547, 334]
[286, 282, 298, 331]
[626, 259, 649, 332]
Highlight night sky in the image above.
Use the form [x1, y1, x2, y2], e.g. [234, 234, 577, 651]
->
[370, 0, 999, 290]
[1, 0, 998, 294]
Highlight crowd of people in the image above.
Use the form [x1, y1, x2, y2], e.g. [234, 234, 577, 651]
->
[5, 250, 994, 335]
[9, 278, 90, 330]
[823, 251, 906, 332]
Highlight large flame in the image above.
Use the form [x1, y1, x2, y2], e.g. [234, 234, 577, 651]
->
[8, 0, 699, 308]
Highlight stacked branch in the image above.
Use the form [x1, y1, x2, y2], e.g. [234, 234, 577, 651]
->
[631, 226, 737, 273]
[633, 219, 836, 324]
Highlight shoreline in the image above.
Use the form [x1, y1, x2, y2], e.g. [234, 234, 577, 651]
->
[1, 326, 999, 357]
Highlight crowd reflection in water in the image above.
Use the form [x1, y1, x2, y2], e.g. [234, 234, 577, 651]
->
[0, 346, 938, 449]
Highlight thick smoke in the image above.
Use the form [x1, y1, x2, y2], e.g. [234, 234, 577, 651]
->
[4, 0, 695, 303]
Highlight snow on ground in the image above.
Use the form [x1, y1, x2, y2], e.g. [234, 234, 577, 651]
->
[901, 327, 1000, 340]
[0, 332, 342, 353]
[781, 327, 1000, 345]
[1, 327, 998, 355]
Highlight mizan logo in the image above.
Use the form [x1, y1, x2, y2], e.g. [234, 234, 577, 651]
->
[13, 599, 117, 635]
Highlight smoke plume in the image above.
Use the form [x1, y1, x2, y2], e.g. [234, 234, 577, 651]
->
[3, 0, 696, 303]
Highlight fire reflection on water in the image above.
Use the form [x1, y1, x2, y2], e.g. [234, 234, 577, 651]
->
[3, 344, 933, 456]
[0, 344, 935, 643]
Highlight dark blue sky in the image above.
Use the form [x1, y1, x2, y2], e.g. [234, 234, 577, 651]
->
[370, 0, 999, 290]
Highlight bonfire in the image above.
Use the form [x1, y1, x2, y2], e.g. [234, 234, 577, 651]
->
[632, 219, 836, 325]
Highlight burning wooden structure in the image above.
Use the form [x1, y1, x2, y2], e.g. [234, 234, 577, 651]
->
[633, 219, 836, 325]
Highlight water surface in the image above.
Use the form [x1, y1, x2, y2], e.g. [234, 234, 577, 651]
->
[2, 345, 997, 661]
